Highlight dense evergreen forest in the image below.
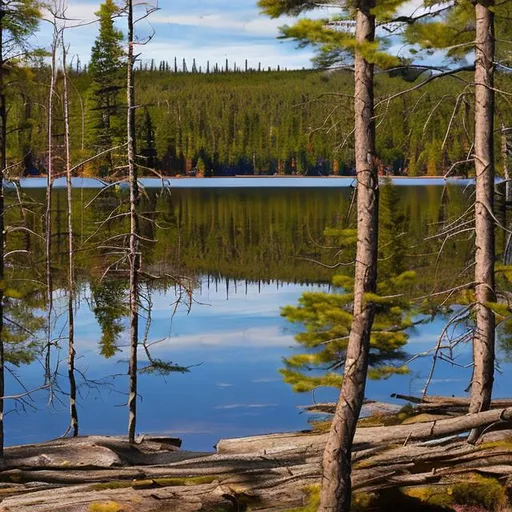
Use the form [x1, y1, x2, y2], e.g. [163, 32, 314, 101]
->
[7, 65, 512, 178]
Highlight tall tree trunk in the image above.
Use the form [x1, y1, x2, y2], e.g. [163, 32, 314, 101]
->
[502, 124, 510, 203]
[127, 0, 139, 444]
[62, 38, 78, 437]
[0, 2, 6, 458]
[318, 1, 377, 510]
[45, 31, 57, 390]
[468, 0, 496, 443]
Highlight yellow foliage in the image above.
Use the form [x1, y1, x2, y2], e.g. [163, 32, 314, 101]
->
[88, 502, 122, 512]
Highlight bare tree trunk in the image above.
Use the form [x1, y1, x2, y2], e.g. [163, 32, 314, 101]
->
[502, 123, 510, 202]
[468, 0, 496, 444]
[62, 37, 78, 437]
[44, 29, 57, 390]
[127, 0, 139, 444]
[0, 2, 6, 458]
[318, 1, 377, 510]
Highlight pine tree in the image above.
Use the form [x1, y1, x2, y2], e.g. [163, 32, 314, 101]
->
[87, 0, 125, 168]
[281, 183, 412, 392]
[259, 1, 411, 509]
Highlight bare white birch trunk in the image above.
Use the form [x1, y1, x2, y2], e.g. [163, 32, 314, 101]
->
[44, 28, 57, 390]
[318, 1, 377, 510]
[126, 0, 139, 444]
[62, 38, 78, 437]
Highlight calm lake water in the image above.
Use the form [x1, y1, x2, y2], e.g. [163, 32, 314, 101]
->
[4, 182, 512, 451]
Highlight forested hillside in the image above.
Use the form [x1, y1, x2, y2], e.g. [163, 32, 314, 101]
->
[6, 66, 512, 178]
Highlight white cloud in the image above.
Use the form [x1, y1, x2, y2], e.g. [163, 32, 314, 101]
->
[214, 403, 278, 409]
[148, 325, 296, 349]
[151, 12, 290, 38]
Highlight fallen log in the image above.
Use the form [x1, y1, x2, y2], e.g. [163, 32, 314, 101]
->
[1, 401, 512, 511]
[217, 406, 512, 454]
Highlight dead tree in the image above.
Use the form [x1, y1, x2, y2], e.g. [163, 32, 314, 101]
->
[44, 19, 57, 392]
[0, 0, 6, 459]
[126, 0, 139, 444]
[468, 0, 496, 443]
[61, 33, 78, 437]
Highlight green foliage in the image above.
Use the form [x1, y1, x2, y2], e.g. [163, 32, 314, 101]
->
[281, 183, 413, 392]
[1, 0, 43, 60]
[259, 0, 406, 69]
[139, 359, 190, 376]
[6, 65, 512, 177]
[87, 0, 125, 167]
[91, 279, 128, 358]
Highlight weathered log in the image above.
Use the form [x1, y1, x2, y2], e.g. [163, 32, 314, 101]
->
[2, 436, 198, 470]
[302, 400, 401, 416]
[0, 407, 511, 511]
[392, 394, 512, 413]
[217, 406, 512, 454]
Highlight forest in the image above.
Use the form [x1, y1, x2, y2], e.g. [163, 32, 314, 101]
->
[6, 67, 512, 178]
[2, 0, 512, 511]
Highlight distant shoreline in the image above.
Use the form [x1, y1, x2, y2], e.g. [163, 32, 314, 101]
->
[5, 175, 487, 190]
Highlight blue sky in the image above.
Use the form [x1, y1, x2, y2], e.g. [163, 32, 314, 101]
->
[33, 0, 443, 71]
[34, 0, 318, 70]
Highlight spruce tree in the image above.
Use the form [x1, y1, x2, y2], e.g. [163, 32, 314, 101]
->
[87, 0, 125, 171]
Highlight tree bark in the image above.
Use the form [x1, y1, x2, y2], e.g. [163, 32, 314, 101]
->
[318, 1, 377, 510]
[62, 36, 78, 437]
[0, 2, 5, 459]
[44, 27, 57, 391]
[468, 0, 496, 443]
[502, 123, 510, 202]
[127, 0, 139, 444]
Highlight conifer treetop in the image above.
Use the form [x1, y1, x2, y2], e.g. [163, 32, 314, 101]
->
[258, 0, 412, 69]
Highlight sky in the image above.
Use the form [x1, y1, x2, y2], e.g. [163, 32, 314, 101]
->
[31, 0, 444, 72]
[34, 0, 319, 71]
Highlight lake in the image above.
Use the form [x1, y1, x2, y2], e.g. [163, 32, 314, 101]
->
[3, 181, 511, 451]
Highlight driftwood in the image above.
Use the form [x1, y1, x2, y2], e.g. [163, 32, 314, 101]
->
[217, 405, 512, 454]
[1, 399, 512, 511]
[306, 395, 512, 416]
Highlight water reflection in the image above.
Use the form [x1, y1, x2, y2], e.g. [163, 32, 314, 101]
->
[3, 184, 509, 450]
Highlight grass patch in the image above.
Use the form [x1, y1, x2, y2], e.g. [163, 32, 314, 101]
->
[89, 502, 122, 512]
[283, 486, 379, 511]
[451, 474, 507, 511]
[283, 485, 320, 512]
[402, 485, 454, 508]
[479, 438, 512, 451]
[352, 492, 379, 511]
[358, 404, 417, 427]
[310, 420, 331, 433]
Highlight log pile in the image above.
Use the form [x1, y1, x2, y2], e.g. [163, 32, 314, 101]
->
[0, 396, 511, 511]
